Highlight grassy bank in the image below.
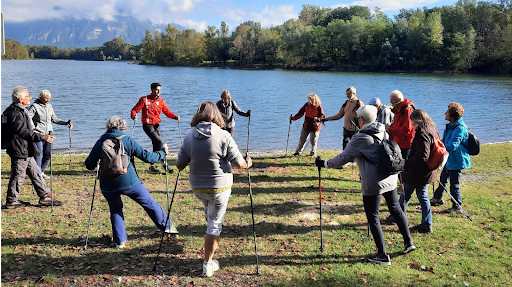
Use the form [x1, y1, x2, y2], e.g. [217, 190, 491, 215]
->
[1, 143, 511, 286]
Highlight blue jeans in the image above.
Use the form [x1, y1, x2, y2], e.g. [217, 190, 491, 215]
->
[102, 183, 172, 245]
[35, 141, 52, 173]
[433, 167, 462, 209]
[400, 183, 432, 227]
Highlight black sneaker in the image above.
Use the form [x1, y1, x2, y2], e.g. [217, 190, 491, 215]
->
[381, 214, 395, 224]
[367, 253, 391, 265]
[148, 165, 161, 174]
[6, 201, 30, 209]
[404, 243, 417, 254]
[410, 224, 432, 234]
[293, 152, 300, 156]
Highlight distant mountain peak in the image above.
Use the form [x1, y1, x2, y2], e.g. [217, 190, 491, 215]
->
[5, 16, 184, 48]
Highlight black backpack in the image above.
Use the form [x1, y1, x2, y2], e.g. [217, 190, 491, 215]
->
[1, 109, 12, 150]
[360, 130, 405, 175]
[454, 124, 480, 156]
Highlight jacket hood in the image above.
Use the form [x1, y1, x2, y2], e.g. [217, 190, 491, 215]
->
[193, 121, 217, 139]
[100, 129, 127, 140]
[360, 122, 387, 141]
[400, 98, 414, 108]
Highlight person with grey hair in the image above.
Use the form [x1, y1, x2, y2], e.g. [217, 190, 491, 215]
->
[322, 86, 364, 150]
[176, 101, 252, 277]
[2, 86, 62, 208]
[85, 116, 178, 249]
[368, 97, 394, 126]
[28, 89, 73, 179]
[316, 105, 415, 265]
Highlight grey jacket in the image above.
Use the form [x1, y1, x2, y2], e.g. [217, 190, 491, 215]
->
[326, 122, 398, 196]
[177, 121, 245, 190]
[216, 100, 249, 129]
[28, 99, 68, 135]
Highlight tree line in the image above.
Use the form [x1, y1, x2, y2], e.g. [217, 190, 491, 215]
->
[3, 1, 512, 73]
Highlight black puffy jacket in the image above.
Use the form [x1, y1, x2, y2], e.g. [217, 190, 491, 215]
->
[3, 103, 44, 159]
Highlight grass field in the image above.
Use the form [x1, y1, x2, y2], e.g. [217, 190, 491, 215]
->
[1, 143, 511, 286]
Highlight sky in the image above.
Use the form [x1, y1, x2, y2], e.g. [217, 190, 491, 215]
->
[2, 0, 457, 31]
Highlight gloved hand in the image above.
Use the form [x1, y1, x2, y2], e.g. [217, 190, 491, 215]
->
[315, 157, 325, 168]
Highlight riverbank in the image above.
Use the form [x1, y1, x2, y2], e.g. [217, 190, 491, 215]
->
[1, 143, 511, 286]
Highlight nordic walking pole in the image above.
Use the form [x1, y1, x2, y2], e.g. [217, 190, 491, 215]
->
[246, 114, 251, 155]
[131, 118, 136, 137]
[285, 115, 292, 157]
[49, 131, 54, 213]
[246, 155, 260, 274]
[316, 156, 324, 252]
[153, 170, 181, 271]
[178, 119, 183, 145]
[437, 180, 473, 221]
[68, 125, 72, 168]
[164, 144, 170, 210]
[85, 163, 100, 250]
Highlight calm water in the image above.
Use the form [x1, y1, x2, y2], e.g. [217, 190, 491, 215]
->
[2, 60, 512, 154]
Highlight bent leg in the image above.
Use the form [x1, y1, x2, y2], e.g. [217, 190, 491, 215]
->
[124, 183, 171, 230]
[7, 158, 29, 203]
[26, 157, 49, 198]
[384, 189, 412, 245]
[433, 166, 449, 199]
[295, 128, 309, 154]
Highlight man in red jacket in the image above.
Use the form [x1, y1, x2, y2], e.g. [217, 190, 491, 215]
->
[386, 90, 416, 160]
[131, 83, 180, 173]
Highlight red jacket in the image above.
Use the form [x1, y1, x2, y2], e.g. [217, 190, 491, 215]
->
[292, 103, 325, 132]
[131, 94, 177, 125]
[389, 98, 415, 149]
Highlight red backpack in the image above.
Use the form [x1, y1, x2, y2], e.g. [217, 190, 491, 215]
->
[427, 137, 449, 170]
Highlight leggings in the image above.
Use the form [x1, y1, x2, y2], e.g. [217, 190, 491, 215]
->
[363, 189, 412, 254]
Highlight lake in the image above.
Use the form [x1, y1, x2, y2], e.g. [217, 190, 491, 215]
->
[2, 60, 512, 154]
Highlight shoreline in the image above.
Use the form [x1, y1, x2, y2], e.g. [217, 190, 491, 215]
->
[3, 141, 510, 157]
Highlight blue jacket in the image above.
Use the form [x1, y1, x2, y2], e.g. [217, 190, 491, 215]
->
[442, 117, 471, 170]
[85, 129, 165, 192]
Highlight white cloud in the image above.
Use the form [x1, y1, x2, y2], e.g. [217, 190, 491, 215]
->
[222, 8, 246, 22]
[249, 5, 297, 28]
[175, 19, 208, 31]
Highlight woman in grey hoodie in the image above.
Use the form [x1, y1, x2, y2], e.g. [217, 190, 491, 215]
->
[176, 101, 251, 277]
[315, 105, 415, 265]
[28, 90, 72, 179]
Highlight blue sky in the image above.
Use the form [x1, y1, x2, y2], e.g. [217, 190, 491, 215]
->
[3, 0, 457, 31]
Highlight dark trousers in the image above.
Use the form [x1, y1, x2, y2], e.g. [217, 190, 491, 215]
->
[433, 167, 462, 209]
[143, 124, 163, 152]
[363, 189, 412, 255]
[343, 128, 356, 150]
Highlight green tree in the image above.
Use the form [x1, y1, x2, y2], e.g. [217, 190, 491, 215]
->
[2, 39, 29, 59]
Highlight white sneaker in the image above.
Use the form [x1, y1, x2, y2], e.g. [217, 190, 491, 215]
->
[41, 173, 50, 180]
[164, 225, 179, 234]
[116, 241, 126, 249]
[203, 259, 220, 277]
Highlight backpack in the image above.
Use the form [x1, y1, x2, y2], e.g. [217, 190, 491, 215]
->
[360, 130, 405, 175]
[454, 124, 480, 156]
[426, 137, 449, 170]
[1, 111, 9, 149]
[100, 135, 129, 177]
[400, 104, 416, 116]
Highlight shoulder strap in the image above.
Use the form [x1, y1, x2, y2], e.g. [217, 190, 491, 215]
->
[452, 124, 469, 150]
[341, 100, 348, 108]
[353, 100, 362, 112]
[400, 104, 415, 115]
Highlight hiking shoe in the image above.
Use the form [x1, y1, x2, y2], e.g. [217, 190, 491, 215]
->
[381, 214, 395, 224]
[203, 259, 220, 277]
[38, 194, 62, 206]
[367, 253, 391, 265]
[116, 241, 126, 249]
[160, 161, 174, 173]
[442, 208, 462, 214]
[41, 173, 50, 180]
[430, 198, 444, 206]
[410, 224, 432, 234]
[148, 165, 161, 174]
[6, 200, 30, 209]
[404, 243, 417, 254]
[165, 225, 179, 235]
[293, 152, 300, 156]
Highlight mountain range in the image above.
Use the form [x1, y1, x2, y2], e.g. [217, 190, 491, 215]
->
[4, 16, 185, 48]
